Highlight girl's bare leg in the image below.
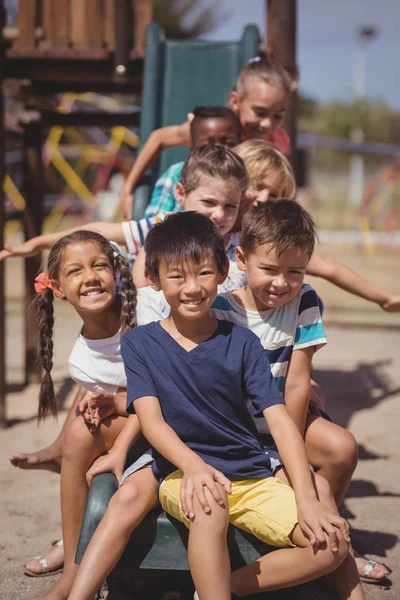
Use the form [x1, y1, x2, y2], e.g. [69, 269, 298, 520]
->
[188, 487, 231, 600]
[30, 415, 126, 600]
[68, 468, 158, 600]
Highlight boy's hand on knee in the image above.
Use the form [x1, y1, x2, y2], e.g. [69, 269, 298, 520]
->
[297, 500, 350, 553]
[78, 389, 116, 432]
[180, 460, 231, 520]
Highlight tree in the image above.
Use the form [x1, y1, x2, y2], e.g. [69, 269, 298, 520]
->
[154, 0, 225, 39]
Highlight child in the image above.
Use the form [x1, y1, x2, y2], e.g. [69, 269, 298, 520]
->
[120, 55, 293, 218]
[235, 140, 400, 317]
[144, 105, 241, 219]
[26, 230, 149, 600]
[120, 211, 363, 600]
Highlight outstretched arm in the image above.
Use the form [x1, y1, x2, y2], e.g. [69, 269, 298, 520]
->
[0, 221, 126, 262]
[121, 121, 191, 219]
[307, 254, 400, 312]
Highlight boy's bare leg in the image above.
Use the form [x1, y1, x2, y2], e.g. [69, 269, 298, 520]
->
[68, 468, 158, 600]
[278, 469, 364, 600]
[29, 415, 126, 600]
[188, 487, 231, 600]
[304, 415, 358, 507]
[231, 522, 355, 599]
[10, 386, 86, 473]
[304, 416, 389, 580]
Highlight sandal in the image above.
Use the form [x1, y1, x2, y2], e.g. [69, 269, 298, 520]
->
[23, 539, 64, 578]
[356, 556, 392, 586]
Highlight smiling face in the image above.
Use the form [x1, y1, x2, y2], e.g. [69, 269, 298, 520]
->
[191, 117, 240, 148]
[236, 243, 309, 311]
[176, 176, 241, 241]
[51, 241, 117, 315]
[230, 81, 287, 141]
[152, 255, 228, 321]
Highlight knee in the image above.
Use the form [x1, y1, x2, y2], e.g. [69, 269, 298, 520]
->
[62, 416, 93, 459]
[191, 489, 229, 536]
[329, 530, 350, 571]
[109, 479, 152, 512]
[325, 430, 358, 473]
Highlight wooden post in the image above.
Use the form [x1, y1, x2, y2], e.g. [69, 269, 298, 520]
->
[22, 120, 43, 384]
[267, 0, 298, 172]
[0, 0, 6, 426]
[16, 0, 37, 49]
[114, 0, 132, 81]
[132, 0, 153, 58]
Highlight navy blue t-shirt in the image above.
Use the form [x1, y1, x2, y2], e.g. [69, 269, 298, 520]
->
[121, 320, 285, 481]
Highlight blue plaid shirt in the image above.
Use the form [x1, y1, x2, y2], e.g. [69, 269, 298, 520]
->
[144, 162, 184, 218]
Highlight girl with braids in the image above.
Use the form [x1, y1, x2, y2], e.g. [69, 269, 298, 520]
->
[28, 230, 148, 600]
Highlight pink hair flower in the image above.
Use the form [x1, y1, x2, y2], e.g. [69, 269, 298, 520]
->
[34, 272, 54, 294]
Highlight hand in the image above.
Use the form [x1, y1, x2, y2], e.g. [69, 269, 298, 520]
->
[78, 389, 116, 432]
[180, 459, 232, 520]
[120, 187, 133, 220]
[297, 498, 350, 552]
[86, 449, 125, 487]
[0, 240, 38, 262]
[381, 294, 400, 312]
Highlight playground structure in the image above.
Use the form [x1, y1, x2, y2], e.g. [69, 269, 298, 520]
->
[357, 155, 400, 254]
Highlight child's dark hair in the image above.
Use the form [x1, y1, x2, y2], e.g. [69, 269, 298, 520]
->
[235, 56, 295, 97]
[240, 200, 317, 259]
[33, 230, 137, 421]
[145, 212, 228, 280]
[180, 144, 249, 195]
[190, 106, 241, 136]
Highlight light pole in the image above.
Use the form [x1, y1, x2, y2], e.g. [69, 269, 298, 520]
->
[348, 26, 378, 205]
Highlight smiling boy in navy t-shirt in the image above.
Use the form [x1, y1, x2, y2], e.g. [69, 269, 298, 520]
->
[121, 212, 353, 600]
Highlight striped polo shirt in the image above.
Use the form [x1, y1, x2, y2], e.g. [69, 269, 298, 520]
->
[211, 283, 327, 394]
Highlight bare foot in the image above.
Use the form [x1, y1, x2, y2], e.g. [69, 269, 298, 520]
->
[10, 444, 62, 474]
[24, 540, 64, 577]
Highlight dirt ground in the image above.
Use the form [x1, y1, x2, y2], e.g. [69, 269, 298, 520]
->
[1, 249, 400, 599]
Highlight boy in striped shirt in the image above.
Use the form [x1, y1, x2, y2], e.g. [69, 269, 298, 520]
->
[211, 200, 358, 509]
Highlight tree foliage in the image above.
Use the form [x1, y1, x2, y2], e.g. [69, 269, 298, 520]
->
[154, 0, 224, 39]
[299, 96, 400, 145]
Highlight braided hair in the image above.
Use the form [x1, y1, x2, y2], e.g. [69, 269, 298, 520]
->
[33, 230, 137, 421]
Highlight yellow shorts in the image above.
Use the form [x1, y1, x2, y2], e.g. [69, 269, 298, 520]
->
[159, 470, 298, 548]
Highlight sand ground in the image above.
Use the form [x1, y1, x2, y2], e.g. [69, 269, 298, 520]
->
[1, 247, 399, 599]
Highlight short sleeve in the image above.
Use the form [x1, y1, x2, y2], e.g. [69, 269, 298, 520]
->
[243, 336, 285, 416]
[136, 287, 170, 326]
[121, 216, 162, 256]
[294, 285, 327, 352]
[145, 163, 183, 218]
[121, 334, 158, 413]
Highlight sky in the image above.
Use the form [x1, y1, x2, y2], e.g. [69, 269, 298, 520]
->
[192, 0, 400, 109]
